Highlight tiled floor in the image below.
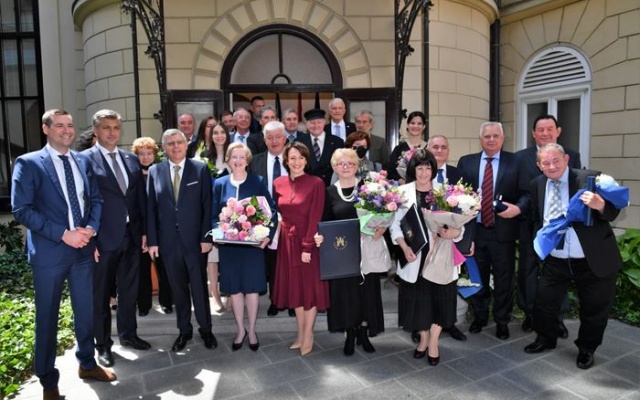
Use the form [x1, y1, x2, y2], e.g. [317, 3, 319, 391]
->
[12, 279, 640, 400]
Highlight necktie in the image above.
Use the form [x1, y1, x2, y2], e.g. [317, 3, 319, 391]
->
[108, 152, 127, 194]
[548, 180, 563, 219]
[437, 169, 444, 184]
[238, 135, 246, 143]
[273, 156, 281, 194]
[313, 138, 321, 161]
[334, 125, 341, 139]
[173, 165, 181, 202]
[287, 134, 294, 143]
[481, 157, 494, 227]
[59, 155, 83, 228]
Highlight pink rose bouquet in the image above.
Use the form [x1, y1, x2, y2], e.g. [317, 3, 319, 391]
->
[216, 196, 273, 242]
[396, 147, 419, 179]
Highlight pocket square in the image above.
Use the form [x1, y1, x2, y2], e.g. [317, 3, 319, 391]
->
[186, 181, 199, 186]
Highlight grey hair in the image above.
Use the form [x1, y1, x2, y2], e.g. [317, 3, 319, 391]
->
[282, 108, 298, 118]
[258, 105, 276, 119]
[537, 143, 565, 161]
[161, 129, 186, 145]
[328, 98, 345, 108]
[354, 109, 373, 122]
[92, 109, 122, 127]
[263, 120, 285, 135]
[427, 134, 449, 146]
[479, 121, 503, 137]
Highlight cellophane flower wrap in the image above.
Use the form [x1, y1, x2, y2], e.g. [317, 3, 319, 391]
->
[396, 147, 419, 179]
[193, 154, 219, 177]
[217, 196, 273, 242]
[354, 171, 406, 275]
[421, 179, 481, 285]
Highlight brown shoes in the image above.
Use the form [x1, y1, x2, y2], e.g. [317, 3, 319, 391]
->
[78, 365, 117, 382]
[43, 387, 65, 400]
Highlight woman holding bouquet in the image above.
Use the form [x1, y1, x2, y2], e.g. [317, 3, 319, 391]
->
[387, 111, 428, 182]
[321, 148, 384, 356]
[212, 142, 277, 351]
[389, 149, 460, 366]
[203, 122, 230, 312]
[272, 142, 328, 356]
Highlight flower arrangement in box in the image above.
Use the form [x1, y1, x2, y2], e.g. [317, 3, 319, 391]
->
[217, 196, 273, 242]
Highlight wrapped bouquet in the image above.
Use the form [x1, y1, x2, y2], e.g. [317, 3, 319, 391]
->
[421, 179, 481, 284]
[396, 147, 419, 179]
[215, 196, 273, 243]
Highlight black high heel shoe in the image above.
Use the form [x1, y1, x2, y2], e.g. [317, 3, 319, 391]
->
[427, 348, 440, 366]
[249, 333, 259, 352]
[232, 331, 247, 351]
[414, 347, 427, 359]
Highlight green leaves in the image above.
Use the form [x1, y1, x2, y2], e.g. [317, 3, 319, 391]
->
[613, 228, 640, 324]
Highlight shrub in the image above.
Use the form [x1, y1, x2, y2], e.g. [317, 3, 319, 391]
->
[0, 223, 75, 399]
[612, 228, 640, 325]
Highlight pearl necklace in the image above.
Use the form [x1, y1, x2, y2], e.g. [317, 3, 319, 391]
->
[335, 179, 357, 202]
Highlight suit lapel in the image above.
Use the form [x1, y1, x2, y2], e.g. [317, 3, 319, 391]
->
[91, 147, 122, 192]
[160, 161, 176, 206]
[537, 177, 546, 220]
[495, 151, 508, 187]
[568, 169, 580, 197]
[41, 149, 66, 201]
[70, 152, 91, 209]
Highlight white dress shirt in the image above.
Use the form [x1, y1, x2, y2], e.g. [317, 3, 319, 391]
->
[47, 144, 85, 230]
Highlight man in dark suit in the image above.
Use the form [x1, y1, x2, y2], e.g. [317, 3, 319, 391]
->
[524, 143, 622, 370]
[324, 98, 356, 141]
[178, 113, 197, 144]
[232, 107, 266, 155]
[147, 129, 217, 352]
[457, 122, 528, 340]
[249, 95, 265, 133]
[282, 108, 312, 145]
[84, 110, 151, 368]
[354, 110, 389, 165]
[302, 108, 344, 186]
[248, 121, 288, 316]
[12, 109, 115, 400]
[516, 114, 582, 334]
[427, 134, 472, 341]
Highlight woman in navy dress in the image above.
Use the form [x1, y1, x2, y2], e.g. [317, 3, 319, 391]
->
[212, 142, 277, 352]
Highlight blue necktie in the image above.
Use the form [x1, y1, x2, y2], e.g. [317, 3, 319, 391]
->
[238, 135, 246, 143]
[437, 169, 444, 184]
[59, 155, 83, 228]
[313, 138, 321, 161]
[273, 156, 281, 194]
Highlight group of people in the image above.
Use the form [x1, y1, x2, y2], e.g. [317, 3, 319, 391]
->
[11, 99, 623, 400]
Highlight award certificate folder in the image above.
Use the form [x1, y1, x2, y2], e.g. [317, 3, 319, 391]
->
[318, 218, 361, 280]
[399, 204, 428, 267]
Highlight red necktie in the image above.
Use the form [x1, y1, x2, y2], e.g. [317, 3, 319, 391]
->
[481, 157, 494, 227]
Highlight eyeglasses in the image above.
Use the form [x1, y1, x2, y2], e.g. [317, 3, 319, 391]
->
[164, 140, 186, 147]
[336, 162, 355, 168]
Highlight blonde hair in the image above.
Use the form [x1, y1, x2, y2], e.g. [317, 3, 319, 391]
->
[330, 148, 360, 169]
[225, 142, 252, 164]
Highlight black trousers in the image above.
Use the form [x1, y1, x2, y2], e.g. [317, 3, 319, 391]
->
[138, 252, 174, 311]
[469, 225, 516, 325]
[533, 256, 617, 352]
[265, 248, 277, 302]
[93, 227, 139, 348]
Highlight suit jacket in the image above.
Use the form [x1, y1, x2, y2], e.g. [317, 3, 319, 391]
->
[457, 150, 528, 242]
[530, 168, 622, 277]
[11, 147, 103, 265]
[83, 147, 145, 251]
[147, 159, 212, 258]
[231, 131, 267, 155]
[324, 121, 356, 140]
[368, 134, 389, 165]
[517, 145, 581, 192]
[297, 133, 345, 186]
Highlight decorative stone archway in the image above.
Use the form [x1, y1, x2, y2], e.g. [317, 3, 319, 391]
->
[191, 0, 371, 89]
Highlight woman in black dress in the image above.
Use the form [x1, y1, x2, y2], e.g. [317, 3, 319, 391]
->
[389, 149, 461, 366]
[387, 111, 428, 182]
[321, 148, 385, 356]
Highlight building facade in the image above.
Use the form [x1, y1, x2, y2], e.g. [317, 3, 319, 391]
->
[0, 0, 637, 228]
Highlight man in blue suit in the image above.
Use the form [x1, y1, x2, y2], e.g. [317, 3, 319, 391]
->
[457, 122, 529, 341]
[300, 108, 344, 186]
[147, 129, 217, 352]
[84, 110, 150, 368]
[12, 109, 116, 400]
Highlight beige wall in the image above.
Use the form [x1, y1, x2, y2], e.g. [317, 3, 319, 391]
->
[500, 0, 639, 229]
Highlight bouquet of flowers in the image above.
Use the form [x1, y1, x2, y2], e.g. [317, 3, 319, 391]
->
[216, 196, 273, 243]
[396, 147, 419, 179]
[193, 154, 219, 177]
[354, 171, 407, 274]
[421, 179, 481, 284]
[534, 173, 629, 260]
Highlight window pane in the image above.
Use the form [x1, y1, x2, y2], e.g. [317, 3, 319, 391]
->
[0, 107, 7, 197]
[21, 39, 36, 95]
[6, 100, 24, 151]
[557, 98, 581, 154]
[24, 98, 40, 150]
[2, 39, 20, 96]
[0, 0, 17, 33]
[176, 101, 215, 128]
[526, 102, 547, 147]
[19, 0, 33, 32]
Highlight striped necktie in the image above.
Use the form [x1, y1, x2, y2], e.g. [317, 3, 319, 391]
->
[481, 157, 494, 227]
[313, 138, 321, 161]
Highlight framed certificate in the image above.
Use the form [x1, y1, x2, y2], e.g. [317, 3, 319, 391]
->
[318, 218, 361, 280]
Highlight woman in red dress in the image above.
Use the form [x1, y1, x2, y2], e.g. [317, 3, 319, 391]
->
[273, 142, 328, 356]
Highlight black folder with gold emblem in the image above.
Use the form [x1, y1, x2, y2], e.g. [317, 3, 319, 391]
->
[399, 204, 428, 267]
[318, 218, 361, 280]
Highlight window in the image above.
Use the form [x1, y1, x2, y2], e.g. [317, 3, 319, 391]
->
[0, 0, 43, 211]
[518, 46, 591, 167]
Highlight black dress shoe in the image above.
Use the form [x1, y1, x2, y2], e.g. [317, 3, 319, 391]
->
[576, 350, 594, 369]
[232, 332, 247, 351]
[522, 315, 533, 332]
[200, 331, 218, 349]
[558, 322, 569, 339]
[449, 326, 467, 341]
[524, 341, 555, 354]
[162, 306, 173, 314]
[288, 308, 295, 317]
[413, 347, 427, 359]
[249, 333, 259, 352]
[97, 348, 114, 367]
[171, 333, 192, 352]
[121, 336, 151, 350]
[496, 324, 510, 340]
[267, 304, 279, 316]
[469, 320, 486, 334]
[427, 351, 440, 366]
[139, 310, 149, 317]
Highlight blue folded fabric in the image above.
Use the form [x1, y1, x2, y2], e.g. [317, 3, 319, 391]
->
[458, 256, 482, 298]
